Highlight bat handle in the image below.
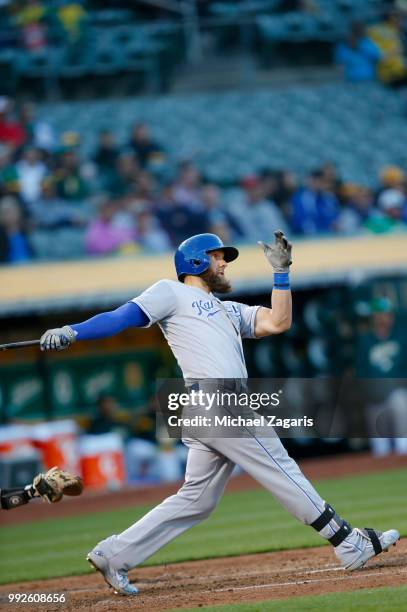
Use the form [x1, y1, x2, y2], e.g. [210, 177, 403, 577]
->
[0, 340, 41, 351]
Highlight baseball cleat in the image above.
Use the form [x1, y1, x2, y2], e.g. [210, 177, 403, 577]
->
[87, 549, 139, 595]
[335, 527, 400, 571]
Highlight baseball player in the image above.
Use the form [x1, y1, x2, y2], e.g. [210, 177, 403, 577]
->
[40, 231, 399, 596]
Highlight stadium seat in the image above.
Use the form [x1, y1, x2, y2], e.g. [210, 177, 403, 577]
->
[15, 49, 62, 79]
[36, 83, 407, 186]
[59, 47, 95, 79]
[92, 41, 125, 76]
[31, 228, 86, 261]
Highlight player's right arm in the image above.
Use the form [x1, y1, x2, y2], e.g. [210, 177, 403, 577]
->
[40, 280, 176, 351]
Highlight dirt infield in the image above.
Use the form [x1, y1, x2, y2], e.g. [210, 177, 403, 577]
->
[0, 539, 406, 611]
[2, 452, 407, 526]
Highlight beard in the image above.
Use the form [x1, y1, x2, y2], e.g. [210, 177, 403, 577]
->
[201, 269, 232, 294]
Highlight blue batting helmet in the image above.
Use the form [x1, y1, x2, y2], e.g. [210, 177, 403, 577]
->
[174, 233, 239, 281]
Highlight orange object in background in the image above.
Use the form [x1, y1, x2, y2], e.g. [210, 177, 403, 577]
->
[31, 420, 80, 473]
[0, 424, 36, 457]
[79, 433, 126, 489]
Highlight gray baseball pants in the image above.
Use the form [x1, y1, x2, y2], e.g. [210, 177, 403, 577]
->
[96, 431, 328, 571]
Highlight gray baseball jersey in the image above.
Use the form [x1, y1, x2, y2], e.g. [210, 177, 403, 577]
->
[131, 279, 260, 380]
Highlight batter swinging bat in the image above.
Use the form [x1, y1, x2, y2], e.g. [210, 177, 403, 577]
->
[0, 339, 40, 351]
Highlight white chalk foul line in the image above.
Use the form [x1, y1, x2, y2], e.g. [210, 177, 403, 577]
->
[213, 567, 407, 593]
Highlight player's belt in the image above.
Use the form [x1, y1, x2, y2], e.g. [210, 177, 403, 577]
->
[186, 379, 248, 393]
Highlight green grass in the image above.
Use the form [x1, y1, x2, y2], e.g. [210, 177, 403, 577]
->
[167, 585, 407, 611]
[0, 468, 406, 585]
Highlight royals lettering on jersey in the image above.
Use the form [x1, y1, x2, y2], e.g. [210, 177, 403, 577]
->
[132, 279, 260, 380]
[192, 299, 242, 323]
[192, 300, 220, 317]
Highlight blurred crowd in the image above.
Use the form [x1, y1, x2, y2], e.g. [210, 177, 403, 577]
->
[335, 5, 407, 86]
[1, 94, 407, 264]
[0, 0, 88, 54]
[3, 1, 407, 86]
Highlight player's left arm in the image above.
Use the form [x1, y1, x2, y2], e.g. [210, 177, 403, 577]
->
[254, 230, 292, 338]
[254, 289, 292, 337]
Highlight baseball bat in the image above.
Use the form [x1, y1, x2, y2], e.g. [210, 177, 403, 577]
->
[0, 339, 40, 351]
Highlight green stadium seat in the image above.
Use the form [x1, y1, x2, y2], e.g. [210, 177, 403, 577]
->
[31, 228, 86, 261]
[15, 49, 62, 78]
[36, 83, 407, 186]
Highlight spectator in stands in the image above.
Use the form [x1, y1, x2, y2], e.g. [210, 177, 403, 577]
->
[93, 129, 120, 173]
[128, 122, 165, 170]
[55, 0, 88, 46]
[105, 151, 139, 197]
[19, 102, 55, 153]
[290, 169, 340, 235]
[15, 146, 47, 205]
[336, 183, 374, 234]
[53, 149, 88, 201]
[356, 297, 407, 456]
[130, 170, 157, 205]
[320, 161, 342, 195]
[87, 394, 129, 436]
[0, 195, 33, 264]
[60, 129, 80, 150]
[260, 168, 297, 222]
[135, 207, 171, 253]
[376, 165, 406, 201]
[14, 0, 48, 53]
[259, 168, 279, 203]
[368, 8, 407, 86]
[374, 165, 407, 227]
[172, 161, 203, 211]
[0, 97, 26, 150]
[364, 188, 407, 233]
[0, 145, 19, 197]
[201, 182, 231, 243]
[335, 22, 381, 82]
[29, 177, 87, 229]
[271, 169, 298, 217]
[155, 180, 210, 246]
[110, 173, 157, 239]
[228, 175, 290, 243]
[85, 198, 135, 256]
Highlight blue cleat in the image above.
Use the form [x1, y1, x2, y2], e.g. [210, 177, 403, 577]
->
[87, 549, 139, 596]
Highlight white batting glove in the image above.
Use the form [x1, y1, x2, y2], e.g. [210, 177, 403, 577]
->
[40, 326, 77, 351]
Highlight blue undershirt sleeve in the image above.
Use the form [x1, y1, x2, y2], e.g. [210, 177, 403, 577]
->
[70, 302, 150, 341]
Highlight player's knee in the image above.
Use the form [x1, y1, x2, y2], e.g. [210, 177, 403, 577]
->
[195, 496, 218, 519]
[179, 487, 219, 518]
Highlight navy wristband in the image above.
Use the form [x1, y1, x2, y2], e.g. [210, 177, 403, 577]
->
[274, 272, 290, 290]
